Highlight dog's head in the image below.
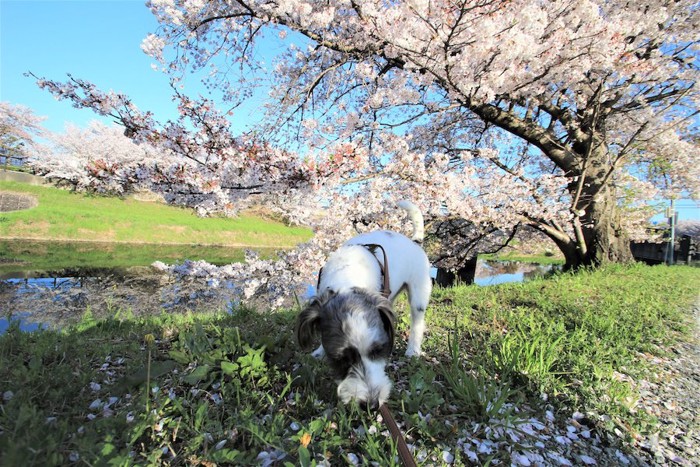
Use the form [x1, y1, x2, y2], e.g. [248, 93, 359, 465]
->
[296, 288, 396, 408]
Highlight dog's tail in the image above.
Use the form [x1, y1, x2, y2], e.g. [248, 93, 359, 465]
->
[397, 200, 424, 243]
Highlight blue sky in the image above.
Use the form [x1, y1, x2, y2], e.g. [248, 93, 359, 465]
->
[651, 201, 699, 225]
[1, 0, 697, 222]
[0, 0, 269, 134]
[1, 0, 175, 132]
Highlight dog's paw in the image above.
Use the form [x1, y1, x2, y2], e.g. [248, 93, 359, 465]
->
[405, 347, 422, 358]
[312, 345, 326, 359]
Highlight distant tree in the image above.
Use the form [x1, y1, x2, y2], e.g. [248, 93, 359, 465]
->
[34, 0, 699, 275]
[677, 220, 700, 241]
[0, 101, 46, 168]
[33, 121, 171, 196]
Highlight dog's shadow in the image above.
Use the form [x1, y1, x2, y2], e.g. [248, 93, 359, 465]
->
[291, 353, 338, 401]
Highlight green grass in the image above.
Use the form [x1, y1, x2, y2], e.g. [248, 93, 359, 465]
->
[0, 164, 31, 173]
[1, 264, 698, 465]
[0, 181, 311, 247]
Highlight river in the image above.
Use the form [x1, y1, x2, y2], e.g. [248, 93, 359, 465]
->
[0, 259, 560, 333]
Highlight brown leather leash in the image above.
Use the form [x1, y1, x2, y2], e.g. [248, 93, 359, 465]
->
[361, 243, 391, 298]
[361, 246, 417, 465]
[379, 404, 417, 467]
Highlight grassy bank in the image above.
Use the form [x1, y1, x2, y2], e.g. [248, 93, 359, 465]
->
[0, 239, 278, 275]
[1, 264, 698, 465]
[0, 181, 311, 247]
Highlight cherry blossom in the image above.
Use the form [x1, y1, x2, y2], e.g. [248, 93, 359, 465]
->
[29, 0, 699, 300]
[142, 0, 699, 266]
[0, 101, 47, 165]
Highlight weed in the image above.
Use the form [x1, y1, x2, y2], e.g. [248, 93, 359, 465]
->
[441, 327, 527, 430]
[0, 264, 698, 465]
[488, 317, 566, 393]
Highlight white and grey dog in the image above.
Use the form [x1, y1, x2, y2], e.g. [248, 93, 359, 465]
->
[296, 201, 432, 408]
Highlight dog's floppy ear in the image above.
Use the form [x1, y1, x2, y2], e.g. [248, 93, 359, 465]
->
[296, 299, 322, 350]
[296, 291, 334, 350]
[377, 297, 396, 353]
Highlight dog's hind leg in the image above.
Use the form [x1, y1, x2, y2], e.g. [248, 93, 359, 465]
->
[405, 276, 432, 357]
[405, 310, 426, 357]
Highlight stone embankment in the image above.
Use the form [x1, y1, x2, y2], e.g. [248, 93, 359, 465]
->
[0, 192, 38, 212]
[0, 170, 43, 212]
[0, 169, 46, 186]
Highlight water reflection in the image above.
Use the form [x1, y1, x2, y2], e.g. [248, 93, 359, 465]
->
[0, 260, 561, 333]
[0, 239, 256, 278]
[475, 260, 560, 286]
[0, 267, 239, 333]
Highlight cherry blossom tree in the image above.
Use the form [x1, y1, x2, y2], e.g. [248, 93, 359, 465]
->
[33, 0, 699, 272]
[29, 73, 335, 217]
[33, 120, 260, 215]
[677, 220, 700, 241]
[147, 0, 700, 267]
[31, 121, 161, 194]
[0, 101, 46, 168]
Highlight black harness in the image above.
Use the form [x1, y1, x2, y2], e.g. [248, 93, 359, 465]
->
[317, 243, 391, 298]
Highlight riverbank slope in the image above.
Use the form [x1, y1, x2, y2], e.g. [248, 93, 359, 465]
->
[0, 180, 311, 247]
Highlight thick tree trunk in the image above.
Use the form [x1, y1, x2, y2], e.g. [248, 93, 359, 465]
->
[470, 94, 635, 271]
[560, 147, 634, 269]
[537, 147, 634, 270]
[578, 184, 634, 267]
[580, 146, 634, 267]
[435, 256, 479, 287]
[539, 207, 632, 270]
